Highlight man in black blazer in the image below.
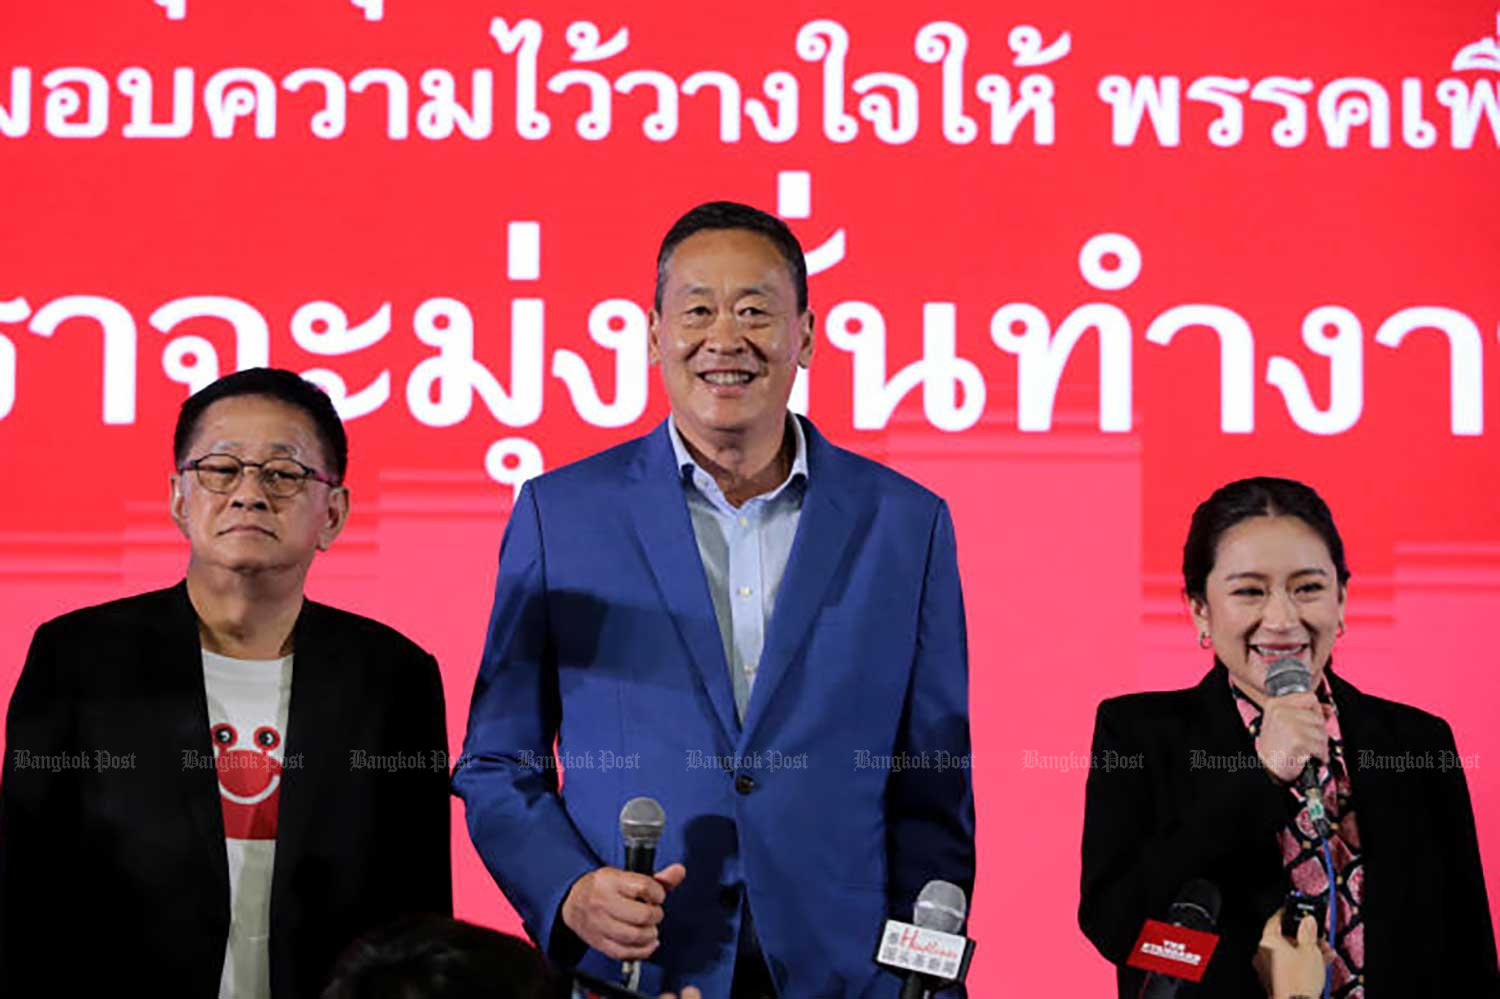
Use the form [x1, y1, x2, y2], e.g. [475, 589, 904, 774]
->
[1080, 664, 1498, 997]
[1, 368, 451, 998]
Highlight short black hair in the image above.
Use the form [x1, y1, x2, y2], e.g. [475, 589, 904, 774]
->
[320, 916, 563, 999]
[654, 200, 809, 313]
[1182, 476, 1351, 603]
[173, 368, 348, 484]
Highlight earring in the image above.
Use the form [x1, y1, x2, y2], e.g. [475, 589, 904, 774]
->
[1198, 632, 1212, 650]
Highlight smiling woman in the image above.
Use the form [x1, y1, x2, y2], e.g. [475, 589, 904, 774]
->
[1079, 477, 1499, 997]
[1184, 486, 1348, 712]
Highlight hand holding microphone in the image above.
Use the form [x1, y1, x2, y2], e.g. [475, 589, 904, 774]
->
[561, 797, 686, 964]
[1255, 691, 1328, 786]
[561, 865, 685, 960]
[1256, 657, 1328, 786]
[1259, 658, 1333, 838]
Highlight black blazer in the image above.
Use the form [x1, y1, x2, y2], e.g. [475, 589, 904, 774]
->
[0, 582, 452, 999]
[1080, 664, 1498, 998]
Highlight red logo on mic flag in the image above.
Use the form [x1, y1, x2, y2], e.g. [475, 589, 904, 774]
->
[1126, 919, 1219, 982]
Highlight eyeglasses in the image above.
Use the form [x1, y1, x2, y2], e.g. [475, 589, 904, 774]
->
[178, 453, 338, 499]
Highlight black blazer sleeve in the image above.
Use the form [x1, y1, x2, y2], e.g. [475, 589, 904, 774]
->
[382, 648, 453, 918]
[0, 621, 79, 991]
[1429, 717, 1499, 984]
[275, 603, 457, 999]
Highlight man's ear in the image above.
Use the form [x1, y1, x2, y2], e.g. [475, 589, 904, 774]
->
[169, 474, 190, 537]
[648, 308, 662, 365]
[797, 308, 815, 368]
[316, 486, 350, 552]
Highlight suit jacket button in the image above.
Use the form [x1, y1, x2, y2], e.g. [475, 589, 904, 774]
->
[734, 773, 756, 795]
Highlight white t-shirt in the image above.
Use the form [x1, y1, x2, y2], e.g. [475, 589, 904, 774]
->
[202, 649, 294, 999]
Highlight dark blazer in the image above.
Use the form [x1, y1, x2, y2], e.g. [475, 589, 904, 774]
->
[1079, 664, 1499, 998]
[0, 582, 452, 999]
[454, 417, 975, 999]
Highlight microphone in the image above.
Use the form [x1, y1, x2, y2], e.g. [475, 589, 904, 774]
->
[1132, 879, 1222, 998]
[618, 796, 665, 991]
[898, 881, 968, 999]
[1264, 656, 1332, 840]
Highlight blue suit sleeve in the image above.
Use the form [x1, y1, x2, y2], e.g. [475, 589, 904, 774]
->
[452, 481, 602, 958]
[886, 500, 977, 917]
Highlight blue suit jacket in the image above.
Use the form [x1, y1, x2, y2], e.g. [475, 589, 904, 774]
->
[454, 416, 975, 998]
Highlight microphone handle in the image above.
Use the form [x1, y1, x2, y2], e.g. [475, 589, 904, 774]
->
[1138, 970, 1182, 999]
[624, 843, 656, 876]
[899, 971, 930, 999]
[620, 843, 658, 987]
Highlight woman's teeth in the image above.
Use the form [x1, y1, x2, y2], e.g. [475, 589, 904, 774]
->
[1251, 644, 1308, 657]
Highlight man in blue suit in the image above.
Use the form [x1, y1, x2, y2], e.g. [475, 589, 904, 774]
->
[454, 202, 975, 998]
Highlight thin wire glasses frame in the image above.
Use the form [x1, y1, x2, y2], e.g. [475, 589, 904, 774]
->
[178, 453, 339, 499]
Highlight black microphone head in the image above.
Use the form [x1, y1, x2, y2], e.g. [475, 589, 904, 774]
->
[913, 880, 967, 934]
[1168, 878, 1222, 932]
[1264, 656, 1312, 698]
[619, 796, 665, 849]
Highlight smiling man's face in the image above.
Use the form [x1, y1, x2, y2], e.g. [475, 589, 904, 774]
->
[649, 227, 814, 454]
[170, 394, 347, 577]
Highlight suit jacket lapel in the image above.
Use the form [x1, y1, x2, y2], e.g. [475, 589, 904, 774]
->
[739, 420, 857, 747]
[627, 423, 741, 742]
[1192, 666, 1257, 761]
[1188, 666, 1292, 913]
[272, 599, 351, 872]
[1190, 665, 1266, 802]
[149, 583, 231, 892]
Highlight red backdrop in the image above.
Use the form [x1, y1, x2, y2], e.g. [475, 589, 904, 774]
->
[3, 1, 1498, 992]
